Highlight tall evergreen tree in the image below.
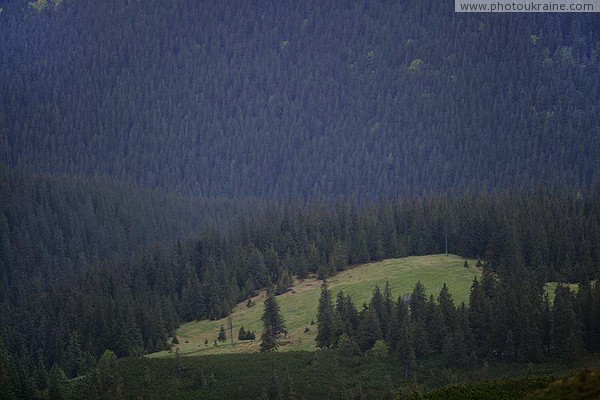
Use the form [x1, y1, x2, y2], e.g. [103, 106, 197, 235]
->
[48, 365, 69, 400]
[356, 306, 382, 352]
[443, 304, 474, 368]
[468, 277, 490, 356]
[0, 338, 17, 400]
[218, 325, 227, 342]
[552, 285, 584, 357]
[409, 281, 429, 358]
[64, 332, 86, 378]
[390, 297, 415, 379]
[92, 350, 124, 400]
[260, 290, 286, 352]
[426, 294, 446, 353]
[438, 283, 456, 330]
[315, 280, 335, 349]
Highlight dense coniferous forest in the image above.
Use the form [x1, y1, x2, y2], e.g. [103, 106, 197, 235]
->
[314, 276, 599, 376]
[0, 165, 268, 296]
[1, 0, 600, 398]
[2, 188, 600, 396]
[1, 0, 600, 198]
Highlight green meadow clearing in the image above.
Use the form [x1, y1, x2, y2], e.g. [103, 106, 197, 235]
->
[544, 281, 581, 303]
[150, 254, 480, 358]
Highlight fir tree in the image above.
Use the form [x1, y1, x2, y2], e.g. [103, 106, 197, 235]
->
[438, 283, 456, 330]
[552, 285, 584, 357]
[218, 325, 227, 342]
[468, 277, 490, 355]
[426, 294, 446, 353]
[382, 282, 394, 338]
[356, 306, 382, 352]
[390, 298, 415, 379]
[238, 326, 256, 340]
[64, 332, 86, 378]
[93, 350, 124, 399]
[443, 305, 474, 368]
[316, 280, 335, 348]
[33, 356, 48, 392]
[337, 333, 360, 356]
[48, 365, 69, 400]
[410, 281, 429, 358]
[260, 290, 286, 352]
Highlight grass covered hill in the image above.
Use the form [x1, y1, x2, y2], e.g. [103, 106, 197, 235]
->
[151, 254, 480, 357]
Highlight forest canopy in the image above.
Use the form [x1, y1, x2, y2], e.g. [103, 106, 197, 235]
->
[1, 0, 599, 199]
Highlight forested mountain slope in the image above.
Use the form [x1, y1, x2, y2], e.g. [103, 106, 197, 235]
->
[1, 0, 599, 198]
[0, 166, 266, 300]
[2, 1, 600, 398]
[2, 189, 599, 390]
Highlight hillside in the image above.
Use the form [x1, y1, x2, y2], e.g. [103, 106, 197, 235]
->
[151, 254, 479, 357]
[0, 166, 265, 292]
[2, 1, 600, 198]
[2, 1, 600, 398]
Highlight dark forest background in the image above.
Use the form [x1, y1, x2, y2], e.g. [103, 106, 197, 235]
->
[1, 0, 600, 198]
[1, 0, 600, 398]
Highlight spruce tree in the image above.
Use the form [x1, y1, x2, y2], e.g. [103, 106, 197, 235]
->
[443, 305, 474, 368]
[438, 283, 456, 330]
[48, 365, 69, 400]
[468, 277, 490, 355]
[316, 280, 335, 348]
[426, 294, 446, 353]
[260, 289, 286, 352]
[409, 281, 427, 322]
[410, 281, 429, 358]
[356, 306, 382, 352]
[64, 332, 86, 378]
[552, 285, 584, 357]
[337, 333, 360, 356]
[0, 337, 16, 400]
[218, 325, 227, 342]
[93, 350, 124, 399]
[33, 356, 48, 392]
[392, 297, 415, 379]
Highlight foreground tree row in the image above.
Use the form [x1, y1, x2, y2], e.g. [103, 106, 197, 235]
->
[316, 275, 599, 377]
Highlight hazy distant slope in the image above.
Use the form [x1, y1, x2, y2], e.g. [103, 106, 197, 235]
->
[0, 166, 263, 290]
[1, 0, 599, 198]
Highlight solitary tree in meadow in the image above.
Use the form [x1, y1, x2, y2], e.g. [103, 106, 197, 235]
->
[218, 325, 227, 342]
[260, 289, 286, 352]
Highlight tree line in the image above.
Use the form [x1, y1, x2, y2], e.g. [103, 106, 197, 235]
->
[315, 275, 598, 379]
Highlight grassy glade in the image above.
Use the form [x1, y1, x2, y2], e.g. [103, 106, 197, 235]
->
[151, 254, 480, 357]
